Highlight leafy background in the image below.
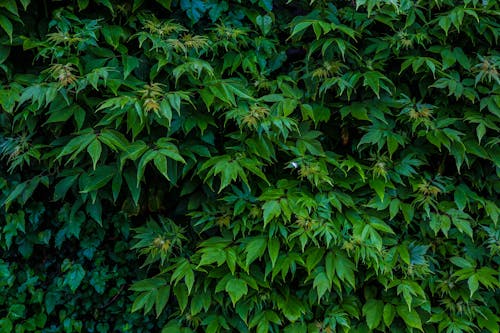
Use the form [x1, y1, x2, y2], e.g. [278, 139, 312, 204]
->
[1, 0, 499, 332]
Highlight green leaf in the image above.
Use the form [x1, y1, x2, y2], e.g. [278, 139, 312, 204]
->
[87, 139, 102, 170]
[63, 264, 85, 293]
[155, 286, 170, 317]
[0, 318, 13, 333]
[396, 306, 423, 332]
[180, 0, 207, 23]
[340, 103, 368, 120]
[80, 165, 115, 193]
[132, 291, 154, 313]
[468, 274, 479, 297]
[124, 168, 141, 206]
[173, 284, 189, 313]
[268, 238, 280, 268]
[290, 21, 313, 38]
[130, 278, 167, 292]
[45, 106, 74, 124]
[198, 248, 226, 267]
[123, 55, 140, 79]
[77, 0, 89, 10]
[155, 0, 172, 10]
[99, 129, 128, 151]
[44, 292, 59, 315]
[137, 150, 158, 184]
[96, 0, 114, 13]
[362, 299, 384, 330]
[333, 252, 356, 288]
[54, 174, 79, 201]
[0, 15, 13, 42]
[383, 303, 395, 327]
[262, 200, 281, 226]
[101, 25, 126, 49]
[57, 131, 96, 162]
[256, 15, 272, 36]
[369, 179, 386, 201]
[453, 47, 470, 69]
[0, 0, 18, 16]
[153, 154, 170, 181]
[245, 237, 267, 267]
[225, 278, 248, 305]
[313, 272, 330, 301]
[2, 181, 27, 210]
[86, 199, 103, 226]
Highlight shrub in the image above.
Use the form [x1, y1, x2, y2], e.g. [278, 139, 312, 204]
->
[1, 0, 499, 332]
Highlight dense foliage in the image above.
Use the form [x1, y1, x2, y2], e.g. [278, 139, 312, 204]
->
[1, 0, 500, 332]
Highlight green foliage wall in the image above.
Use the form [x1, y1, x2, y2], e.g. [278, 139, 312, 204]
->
[1, 0, 500, 332]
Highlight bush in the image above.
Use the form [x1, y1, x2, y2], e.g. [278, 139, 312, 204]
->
[1, 0, 499, 332]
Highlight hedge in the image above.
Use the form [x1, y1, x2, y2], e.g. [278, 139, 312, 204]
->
[1, 0, 499, 332]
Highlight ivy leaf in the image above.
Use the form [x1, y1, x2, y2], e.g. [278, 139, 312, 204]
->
[63, 264, 85, 293]
[180, 0, 207, 23]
